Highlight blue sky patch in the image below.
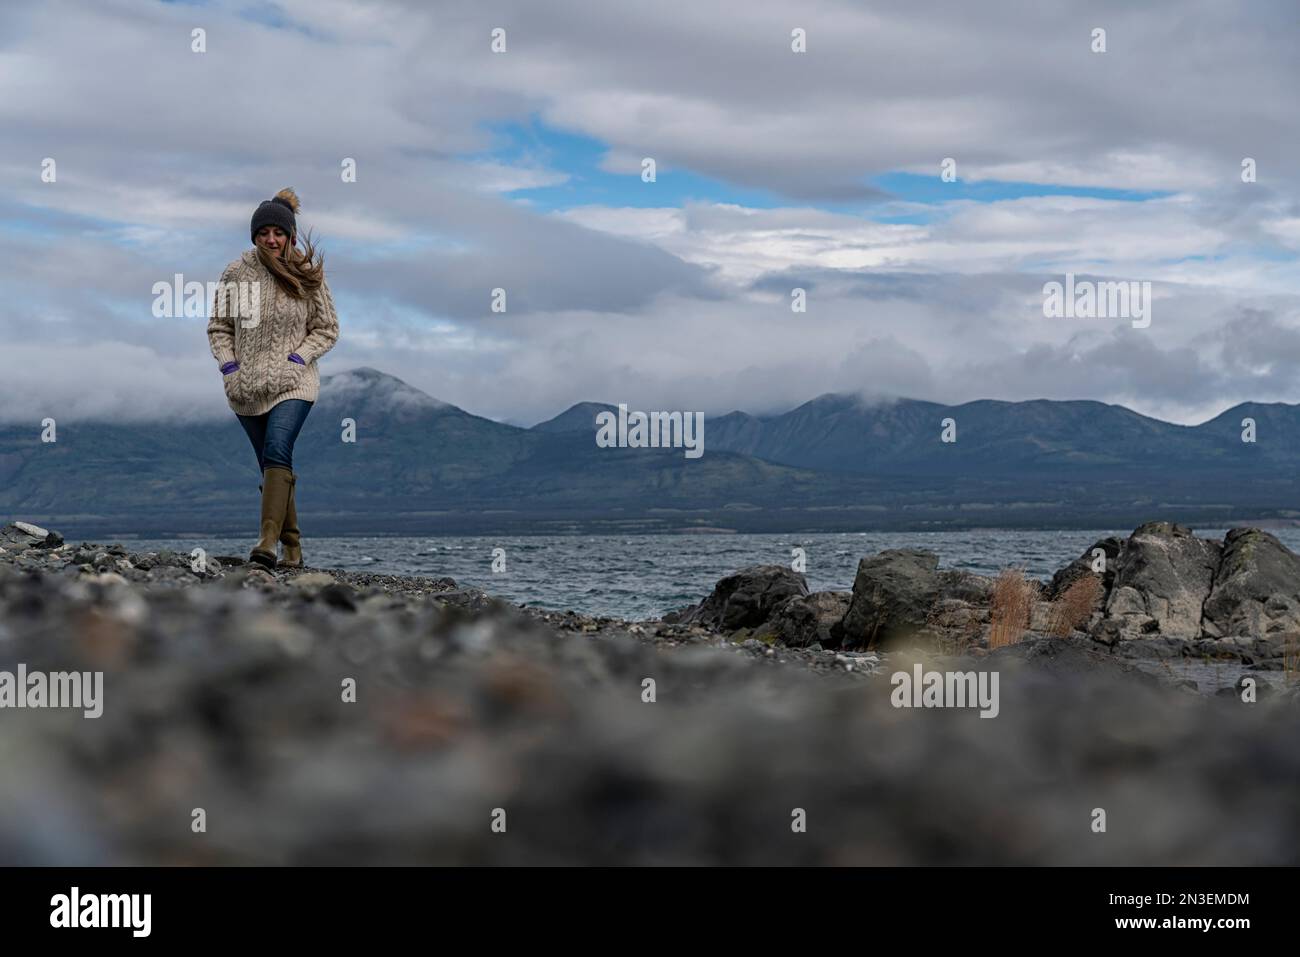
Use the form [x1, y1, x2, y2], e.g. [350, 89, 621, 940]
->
[467, 117, 1172, 221]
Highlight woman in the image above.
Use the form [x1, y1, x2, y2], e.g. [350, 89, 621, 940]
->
[206, 188, 340, 570]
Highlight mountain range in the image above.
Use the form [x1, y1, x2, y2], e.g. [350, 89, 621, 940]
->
[2, 367, 1296, 537]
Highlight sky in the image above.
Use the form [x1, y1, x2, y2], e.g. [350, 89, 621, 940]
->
[2, 0, 1300, 426]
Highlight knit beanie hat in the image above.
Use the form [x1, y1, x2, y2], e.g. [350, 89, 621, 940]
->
[250, 187, 300, 243]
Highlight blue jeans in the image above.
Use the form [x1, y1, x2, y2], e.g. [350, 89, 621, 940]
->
[236, 399, 313, 473]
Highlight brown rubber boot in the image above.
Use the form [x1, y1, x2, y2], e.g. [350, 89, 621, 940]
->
[278, 472, 303, 568]
[249, 466, 294, 569]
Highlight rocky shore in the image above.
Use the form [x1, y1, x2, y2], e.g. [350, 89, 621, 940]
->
[1, 519, 1297, 865]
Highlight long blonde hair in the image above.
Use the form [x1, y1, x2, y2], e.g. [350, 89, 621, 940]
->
[255, 187, 325, 300]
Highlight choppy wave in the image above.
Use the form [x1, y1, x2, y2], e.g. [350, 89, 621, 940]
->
[120, 528, 1298, 621]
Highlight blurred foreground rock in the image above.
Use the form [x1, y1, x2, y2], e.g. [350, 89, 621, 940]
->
[0, 521, 1297, 866]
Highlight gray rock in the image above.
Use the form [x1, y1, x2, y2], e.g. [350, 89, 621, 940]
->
[986, 634, 1158, 685]
[222, 566, 275, 588]
[830, 550, 992, 651]
[770, 591, 851, 647]
[1046, 536, 1122, 600]
[289, 572, 337, 589]
[317, 582, 358, 611]
[831, 549, 940, 650]
[1101, 522, 1220, 638]
[1214, 674, 1275, 701]
[684, 565, 808, 632]
[1201, 528, 1300, 637]
[147, 565, 197, 585]
[1047, 524, 1300, 644]
[659, 604, 696, 624]
[81, 571, 129, 586]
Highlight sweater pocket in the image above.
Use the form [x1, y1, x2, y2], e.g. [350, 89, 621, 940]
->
[282, 354, 306, 394]
[222, 366, 244, 403]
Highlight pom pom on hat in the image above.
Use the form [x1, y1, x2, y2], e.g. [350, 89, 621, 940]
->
[250, 187, 299, 242]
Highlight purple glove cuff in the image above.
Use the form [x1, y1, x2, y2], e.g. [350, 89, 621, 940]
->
[288, 353, 306, 365]
[220, 360, 239, 375]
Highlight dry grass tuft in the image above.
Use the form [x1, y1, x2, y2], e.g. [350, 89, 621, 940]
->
[988, 568, 1037, 649]
[1048, 574, 1103, 638]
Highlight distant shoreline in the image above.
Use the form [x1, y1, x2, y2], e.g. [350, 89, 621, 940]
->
[76, 516, 1300, 541]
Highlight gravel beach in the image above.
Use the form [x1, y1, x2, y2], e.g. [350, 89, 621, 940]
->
[1, 523, 1297, 865]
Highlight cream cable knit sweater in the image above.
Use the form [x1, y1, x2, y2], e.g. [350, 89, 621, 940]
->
[206, 248, 340, 416]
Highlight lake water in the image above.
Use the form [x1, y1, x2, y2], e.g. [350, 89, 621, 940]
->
[111, 527, 1299, 620]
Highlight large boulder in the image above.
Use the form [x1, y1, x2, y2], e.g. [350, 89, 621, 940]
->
[829, 549, 992, 651]
[684, 565, 808, 632]
[1101, 522, 1220, 638]
[1, 522, 63, 551]
[1201, 528, 1300, 637]
[1046, 536, 1122, 600]
[769, 591, 852, 647]
[830, 549, 938, 650]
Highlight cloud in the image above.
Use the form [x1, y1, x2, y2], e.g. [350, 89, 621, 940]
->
[1, 0, 1298, 427]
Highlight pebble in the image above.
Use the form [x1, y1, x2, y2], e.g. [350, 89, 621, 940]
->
[289, 572, 336, 589]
